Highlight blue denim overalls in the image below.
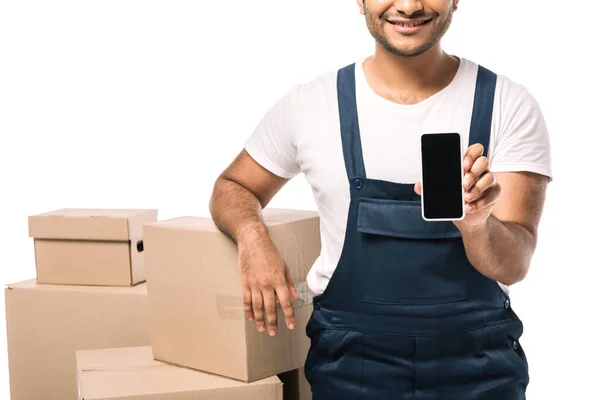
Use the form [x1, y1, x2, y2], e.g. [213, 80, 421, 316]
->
[304, 63, 530, 399]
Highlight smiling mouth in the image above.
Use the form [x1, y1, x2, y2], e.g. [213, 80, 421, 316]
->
[388, 18, 432, 28]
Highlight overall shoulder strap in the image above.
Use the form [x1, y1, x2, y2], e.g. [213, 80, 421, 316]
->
[468, 65, 498, 157]
[337, 63, 367, 180]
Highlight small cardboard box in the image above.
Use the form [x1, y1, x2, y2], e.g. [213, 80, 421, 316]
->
[29, 208, 157, 286]
[143, 208, 321, 382]
[76, 346, 283, 400]
[5, 279, 151, 400]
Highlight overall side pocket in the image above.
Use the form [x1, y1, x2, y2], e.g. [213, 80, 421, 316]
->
[304, 322, 364, 395]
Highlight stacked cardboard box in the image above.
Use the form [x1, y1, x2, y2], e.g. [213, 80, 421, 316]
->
[76, 346, 284, 400]
[279, 367, 312, 400]
[6, 209, 158, 400]
[5, 207, 317, 400]
[29, 208, 157, 286]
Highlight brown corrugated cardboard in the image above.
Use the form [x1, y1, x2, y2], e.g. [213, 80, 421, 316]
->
[279, 368, 312, 400]
[143, 208, 320, 382]
[76, 346, 283, 400]
[5, 279, 151, 400]
[29, 208, 157, 286]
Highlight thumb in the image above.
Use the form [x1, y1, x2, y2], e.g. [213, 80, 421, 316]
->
[414, 181, 422, 195]
[284, 265, 299, 301]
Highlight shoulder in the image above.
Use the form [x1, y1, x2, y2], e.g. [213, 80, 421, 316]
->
[459, 60, 552, 180]
[459, 58, 544, 127]
[459, 58, 535, 105]
[286, 67, 339, 107]
[279, 62, 357, 121]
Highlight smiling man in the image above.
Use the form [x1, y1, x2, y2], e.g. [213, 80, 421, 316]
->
[209, 0, 552, 398]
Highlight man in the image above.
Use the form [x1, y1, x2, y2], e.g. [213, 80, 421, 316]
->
[209, 0, 552, 398]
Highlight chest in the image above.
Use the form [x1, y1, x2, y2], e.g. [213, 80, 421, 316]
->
[297, 98, 476, 193]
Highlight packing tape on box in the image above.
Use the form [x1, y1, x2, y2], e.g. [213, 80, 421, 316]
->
[288, 282, 315, 307]
[216, 282, 315, 320]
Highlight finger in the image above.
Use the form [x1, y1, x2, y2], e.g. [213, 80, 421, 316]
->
[414, 181, 422, 195]
[463, 143, 484, 172]
[276, 283, 296, 330]
[251, 288, 265, 333]
[465, 183, 501, 213]
[262, 289, 278, 336]
[243, 285, 254, 321]
[465, 171, 495, 203]
[284, 266, 299, 301]
[463, 156, 489, 190]
[469, 156, 490, 180]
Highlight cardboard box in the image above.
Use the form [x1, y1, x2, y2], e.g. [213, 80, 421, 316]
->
[279, 368, 312, 400]
[29, 208, 157, 286]
[5, 279, 151, 400]
[76, 346, 283, 400]
[143, 208, 321, 382]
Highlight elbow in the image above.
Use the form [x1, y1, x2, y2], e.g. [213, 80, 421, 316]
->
[498, 261, 530, 286]
[209, 176, 226, 217]
[499, 224, 537, 286]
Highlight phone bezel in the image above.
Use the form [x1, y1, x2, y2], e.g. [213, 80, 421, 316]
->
[420, 132, 466, 222]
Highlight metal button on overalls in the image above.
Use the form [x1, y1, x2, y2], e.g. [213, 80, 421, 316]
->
[304, 63, 529, 399]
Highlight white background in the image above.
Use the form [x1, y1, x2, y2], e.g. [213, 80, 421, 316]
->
[0, 0, 598, 398]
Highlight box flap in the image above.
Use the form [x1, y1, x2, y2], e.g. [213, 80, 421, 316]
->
[77, 347, 282, 399]
[28, 209, 157, 241]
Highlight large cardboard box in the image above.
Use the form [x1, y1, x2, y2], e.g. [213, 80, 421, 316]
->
[76, 346, 283, 400]
[143, 208, 321, 382]
[29, 208, 157, 286]
[5, 279, 151, 400]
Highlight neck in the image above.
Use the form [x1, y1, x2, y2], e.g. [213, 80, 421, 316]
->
[364, 44, 459, 100]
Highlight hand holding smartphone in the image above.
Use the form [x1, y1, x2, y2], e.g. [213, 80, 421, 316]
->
[420, 133, 465, 221]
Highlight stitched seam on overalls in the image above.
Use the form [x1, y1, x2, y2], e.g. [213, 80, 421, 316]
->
[412, 336, 417, 400]
[360, 332, 365, 399]
[305, 319, 514, 338]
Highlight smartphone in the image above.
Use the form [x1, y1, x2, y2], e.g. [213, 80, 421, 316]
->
[420, 132, 465, 221]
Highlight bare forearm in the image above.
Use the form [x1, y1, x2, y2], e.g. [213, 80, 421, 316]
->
[459, 216, 536, 286]
[209, 177, 268, 244]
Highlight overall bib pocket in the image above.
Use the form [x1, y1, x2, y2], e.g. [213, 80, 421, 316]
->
[357, 197, 469, 305]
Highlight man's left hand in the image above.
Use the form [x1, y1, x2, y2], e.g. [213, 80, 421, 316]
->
[414, 143, 501, 230]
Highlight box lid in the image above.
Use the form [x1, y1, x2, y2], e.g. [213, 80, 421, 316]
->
[28, 209, 157, 241]
[77, 347, 282, 399]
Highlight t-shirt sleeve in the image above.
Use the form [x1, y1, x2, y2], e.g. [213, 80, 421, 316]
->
[244, 87, 301, 179]
[489, 88, 553, 182]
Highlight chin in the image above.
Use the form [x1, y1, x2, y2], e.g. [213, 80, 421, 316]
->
[384, 41, 430, 57]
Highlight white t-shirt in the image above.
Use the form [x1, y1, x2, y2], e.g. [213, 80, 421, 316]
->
[244, 56, 553, 296]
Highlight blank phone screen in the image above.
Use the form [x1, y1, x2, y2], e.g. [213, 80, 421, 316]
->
[421, 133, 464, 219]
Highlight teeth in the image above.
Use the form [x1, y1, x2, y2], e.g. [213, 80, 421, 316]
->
[396, 20, 426, 27]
